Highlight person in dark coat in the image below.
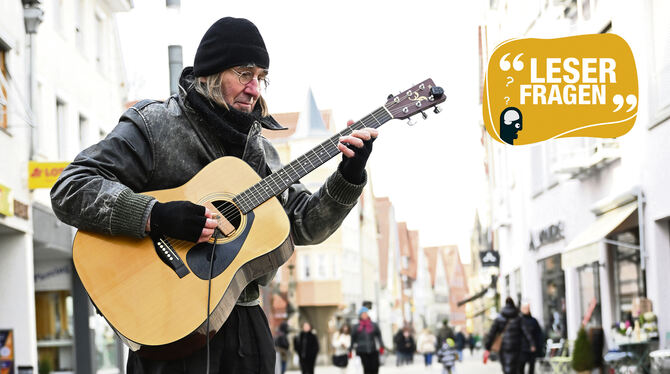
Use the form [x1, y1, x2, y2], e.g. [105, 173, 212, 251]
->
[350, 307, 385, 374]
[484, 298, 536, 374]
[437, 319, 455, 347]
[294, 322, 319, 374]
[274, 322, 290, 374]
[454, 326, 466, 361]
[519, 302, 544, 374]
[395, 327, 416, 366]
[466, 333, 476, 356]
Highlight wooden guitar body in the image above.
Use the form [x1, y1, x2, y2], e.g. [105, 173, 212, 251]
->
[72, 157, 292, 359]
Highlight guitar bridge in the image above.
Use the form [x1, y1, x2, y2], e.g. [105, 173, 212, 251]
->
[151, 235, 190, 278]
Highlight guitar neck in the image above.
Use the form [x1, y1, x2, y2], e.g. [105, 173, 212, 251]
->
[234, 105, 393, 213]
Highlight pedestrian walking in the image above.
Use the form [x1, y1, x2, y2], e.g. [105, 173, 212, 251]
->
[417, 328, 438, 366]
[332, 324, 351, 373]
[393, 329, 403, 366]
[437, 319, 455, 346]
[466, 333, 476, 356]
[294, 322, 319, 374]
[437, 338, 459, 374]
[274, 322, 290, 374]
[519, 302, 544, 374]
[454, 326, 466, 361]
[395, 327, 416, 366]
[484, 298, 536, 374]
[350, 307, 385, 374]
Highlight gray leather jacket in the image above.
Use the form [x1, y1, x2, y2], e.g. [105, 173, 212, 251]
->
[51, 82, 365, 302]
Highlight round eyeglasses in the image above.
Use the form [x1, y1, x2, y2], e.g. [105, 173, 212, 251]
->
[231, 68, 270, 89]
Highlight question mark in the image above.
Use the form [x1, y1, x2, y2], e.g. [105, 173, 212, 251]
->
[504, 97, 510, 105]
[506, 77, 514, 87]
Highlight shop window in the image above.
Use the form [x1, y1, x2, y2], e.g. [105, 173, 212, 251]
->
[56, 98, 67, 159]
[577, 262, 602, 327]
[612, 230, 644, 321]
[78, 113, 89, 150]
[35, 290, 74, 372]
[514, 268, 522, 305]
[91, 314, 121, 374]
[540, 254, 567, 340]
[1, 49, 7, 129]
[317, 254, 327, 279]
[300, 253, 311, 280]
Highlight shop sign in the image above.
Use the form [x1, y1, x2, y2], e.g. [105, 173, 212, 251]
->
[479, 250, 500, 267]
[34, 262, 72, 291]
[28, 161, 69, 189]
[0, 184, 12, 217]
[12, 201, 28, 220]
[0, 329, 13, 374]
[529, 221, 565, 251]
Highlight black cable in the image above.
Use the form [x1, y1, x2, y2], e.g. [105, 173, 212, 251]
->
[205, 229, 219, 374]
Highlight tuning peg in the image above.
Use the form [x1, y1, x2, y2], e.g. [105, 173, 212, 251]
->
[387, 94, 394, 100]
[433, 106, 442, 114]
[430, 86, 445, 99]
[407, 118, 416, 126]
[421, 111, 428, 120]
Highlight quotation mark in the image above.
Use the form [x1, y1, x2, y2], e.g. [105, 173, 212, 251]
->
[612, 94, 637, 112]
[499, 53, 524, 71]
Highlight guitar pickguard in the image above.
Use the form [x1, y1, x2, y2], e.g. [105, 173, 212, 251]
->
[185, 211, 255, 280]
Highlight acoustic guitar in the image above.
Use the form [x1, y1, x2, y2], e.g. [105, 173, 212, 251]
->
[72, 78, 446, 359]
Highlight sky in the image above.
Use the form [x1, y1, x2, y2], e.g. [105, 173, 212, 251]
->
[116, 0, 486, 259]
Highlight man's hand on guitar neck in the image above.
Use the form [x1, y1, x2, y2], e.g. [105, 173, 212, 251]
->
[337, 120, 378, 185]
[145, 201, 219, 243]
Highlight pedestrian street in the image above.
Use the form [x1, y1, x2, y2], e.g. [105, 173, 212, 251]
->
[286, 350, 502, 374]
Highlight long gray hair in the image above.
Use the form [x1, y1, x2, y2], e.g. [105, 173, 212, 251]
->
[191, 72, 269, 117]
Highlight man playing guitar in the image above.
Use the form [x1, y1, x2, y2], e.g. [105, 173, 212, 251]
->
[51, 17, 377, 374]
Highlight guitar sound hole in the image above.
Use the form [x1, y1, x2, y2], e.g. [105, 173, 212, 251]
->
[211, 200, 242, 229]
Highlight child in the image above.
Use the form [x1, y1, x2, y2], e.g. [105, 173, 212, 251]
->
[437, 338, 459, 374]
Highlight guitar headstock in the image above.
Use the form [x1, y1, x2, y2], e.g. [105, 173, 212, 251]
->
[385, 78, 446, 120]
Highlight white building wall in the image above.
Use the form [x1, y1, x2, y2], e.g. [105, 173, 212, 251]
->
[486, 0, 670, 348]
[0, 1, 37, 370]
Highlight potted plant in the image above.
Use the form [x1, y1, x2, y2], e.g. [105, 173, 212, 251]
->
[572, 327, 595, 373]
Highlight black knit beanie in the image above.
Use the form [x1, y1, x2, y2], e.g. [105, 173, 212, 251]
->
[193, 17, 269, 77]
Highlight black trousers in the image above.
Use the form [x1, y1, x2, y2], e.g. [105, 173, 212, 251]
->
[358, 352, 380, 374]
[127, 305, 275, 374]
[519, 351, 536, 374]
[298, 357, 316, 374]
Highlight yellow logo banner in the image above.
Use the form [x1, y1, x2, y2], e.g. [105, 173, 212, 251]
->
[28, 161, 70, 189]
[0, 184, 13, 217]
[483, 34, 638, 145]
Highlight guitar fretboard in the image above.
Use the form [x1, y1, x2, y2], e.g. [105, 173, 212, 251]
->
[233, 105, 393, 213]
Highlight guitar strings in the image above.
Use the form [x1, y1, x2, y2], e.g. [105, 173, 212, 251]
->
[164, 89, 436, 252]
[201, 99, 422, 228]
[216, 94, 426, 215]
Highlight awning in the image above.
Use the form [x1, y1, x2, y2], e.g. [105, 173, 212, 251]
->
[562, 201, 637, 270]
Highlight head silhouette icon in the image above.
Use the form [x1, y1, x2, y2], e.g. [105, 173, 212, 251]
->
[500, 107, 523, 145]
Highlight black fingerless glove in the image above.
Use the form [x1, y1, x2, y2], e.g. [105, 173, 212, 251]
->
[339, 137, 375, 184]
[149, 201, 206, 242]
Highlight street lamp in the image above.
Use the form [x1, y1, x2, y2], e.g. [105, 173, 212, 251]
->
[22, 0, 43, 160]
[22, 0, 43, 34]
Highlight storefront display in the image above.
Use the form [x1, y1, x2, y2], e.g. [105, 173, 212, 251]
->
[540, 255, 567, 340]
[577, 262, 602, 327]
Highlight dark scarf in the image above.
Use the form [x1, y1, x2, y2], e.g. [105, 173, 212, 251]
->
[182, 71, 262, 158]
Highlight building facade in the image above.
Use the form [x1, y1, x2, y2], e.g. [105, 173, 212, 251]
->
[1, 1, 131, 372]
[484, 0, 670, 351]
